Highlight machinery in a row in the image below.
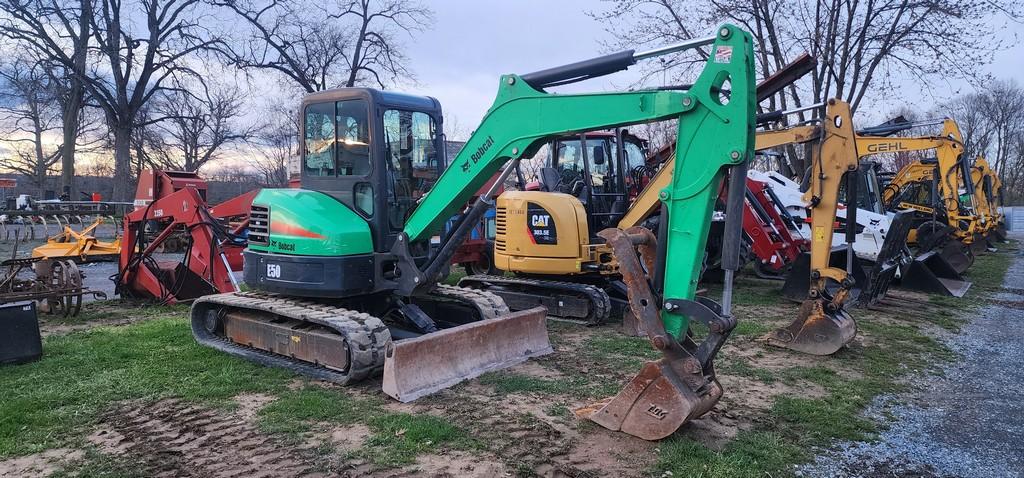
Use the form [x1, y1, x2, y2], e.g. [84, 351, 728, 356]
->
[188, 25, 758, 441]
[874, 119, 983, 269]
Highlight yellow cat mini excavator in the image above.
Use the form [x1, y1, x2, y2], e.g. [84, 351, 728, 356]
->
[191, 25, 758, 440]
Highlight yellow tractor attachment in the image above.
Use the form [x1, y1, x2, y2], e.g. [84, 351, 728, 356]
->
[32, 217, 121, 263]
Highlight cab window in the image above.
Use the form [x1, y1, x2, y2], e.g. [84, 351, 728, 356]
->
[304, 102, 335, 177]
[383, 109, 439, 229]
[303, 99, 371, 177]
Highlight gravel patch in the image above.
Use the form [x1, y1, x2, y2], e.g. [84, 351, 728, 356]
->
[800, 237, 1024, 478]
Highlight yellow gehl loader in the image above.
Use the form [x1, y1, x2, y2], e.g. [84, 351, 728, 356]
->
[863, 118, 984, 273]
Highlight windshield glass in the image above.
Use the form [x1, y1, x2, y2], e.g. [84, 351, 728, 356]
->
[383, 109, 439, 230]
[303, 99, 371, 177]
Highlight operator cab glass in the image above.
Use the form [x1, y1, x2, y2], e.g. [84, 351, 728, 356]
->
[299, 88, 444, 251]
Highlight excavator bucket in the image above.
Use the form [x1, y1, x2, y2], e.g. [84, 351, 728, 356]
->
[578, 228, 734, 441]
[381, 306, 551, 402]
[766, 299, 857, 355]
[969, 234, 989, 256]
[581, 359, 723, 441]
[938, 240, 974, 275]
[899, 250, 972, 297]
[992, 224, 1007, 243]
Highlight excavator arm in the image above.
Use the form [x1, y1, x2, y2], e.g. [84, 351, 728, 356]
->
[400, 27, 754, 302]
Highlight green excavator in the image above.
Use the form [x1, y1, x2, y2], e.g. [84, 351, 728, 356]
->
[191, 24, 756, 440]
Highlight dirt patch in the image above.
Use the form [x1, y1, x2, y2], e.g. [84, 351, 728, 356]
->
[38, 302, 164, 337]
[508, 360, 566, 379]
[233, 393, 277, 421]
[0, 448, 83, 478]
[328, 424, 372, 451]
[399, 450, 510, 477]
[91, 399, 321, 477]
[557, 428, 655, 478]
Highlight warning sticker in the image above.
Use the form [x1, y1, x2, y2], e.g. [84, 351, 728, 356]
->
[814, 226, 825, 242]
[714, 45, 733, 64]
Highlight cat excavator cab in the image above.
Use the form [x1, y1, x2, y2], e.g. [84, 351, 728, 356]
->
[191, 25, 759, 440]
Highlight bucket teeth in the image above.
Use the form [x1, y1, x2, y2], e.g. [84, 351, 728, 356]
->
[765, 299, 856, 355]
[578, 359, 722, 441]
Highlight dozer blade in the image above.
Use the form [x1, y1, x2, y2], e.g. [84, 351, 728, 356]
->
[381, 306, 551, 402]
[766, 299, 856, 355]
[899, 250, 972, 297]
[939, 241, 974, 274]
[582, 360, 723, 441]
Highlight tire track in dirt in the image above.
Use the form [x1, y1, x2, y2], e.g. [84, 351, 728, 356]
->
[90, 399, 320, 478]
[426, 394, 600, 478]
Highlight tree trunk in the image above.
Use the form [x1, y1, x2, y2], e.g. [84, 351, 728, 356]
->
[112, 124, 133, 201]
[61, 88, 82, 199]
[62, 0, 92, 200]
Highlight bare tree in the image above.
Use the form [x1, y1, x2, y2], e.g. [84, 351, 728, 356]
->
[0, 0, 224, 200]
[214, 0, 433, 92]
[592, 0, 1020, 175]
[0, 0, 93, 199]
[0, 57, 62, 197]
[249, 99, 296, 186]
[939, 80, 1024, 204]
[146, 81, 257, 172]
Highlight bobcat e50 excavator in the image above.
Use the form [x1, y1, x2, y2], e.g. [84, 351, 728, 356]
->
[191, 25, 757, 440]
[868, 119, 981, 272]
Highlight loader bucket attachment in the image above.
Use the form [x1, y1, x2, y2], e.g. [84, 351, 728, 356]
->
[766, 299, 856, 355]
[899, 250, 972, 297]
[939, 241, 973, 274]
[781, 248, 867, 303]
[381, 306, 551, 402]
[855, 210, 915, 306]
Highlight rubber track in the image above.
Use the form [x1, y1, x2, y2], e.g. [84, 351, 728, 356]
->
[191, 287, 511, 385]
[458, 275, 610, 325]
[191, 291, 390, 385]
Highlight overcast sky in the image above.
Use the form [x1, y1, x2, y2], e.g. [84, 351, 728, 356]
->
[403, 0, 1024, 136]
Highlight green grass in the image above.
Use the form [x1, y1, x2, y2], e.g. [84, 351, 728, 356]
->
[359, 413, 480, 467]
[719, 357, 776, 384]
[257, 387, 380, 437]
[655, 431, 807, 478]
[0, 314, 296, 458]
[259, 385, 478, 467]
[731, 320, 774, 337]
[477, 371, 620, 399]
